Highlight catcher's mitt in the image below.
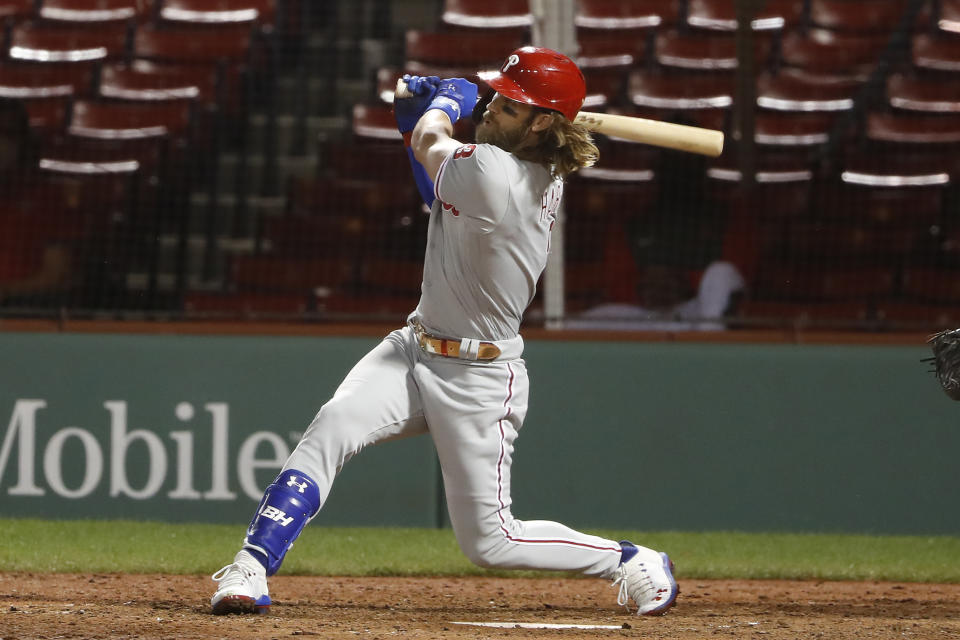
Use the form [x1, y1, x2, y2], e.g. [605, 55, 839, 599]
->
[925, 329, 960, 401]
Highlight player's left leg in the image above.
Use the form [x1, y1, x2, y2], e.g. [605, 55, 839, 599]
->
[418, 357, 677, 614]
[212, 328, 428, 615]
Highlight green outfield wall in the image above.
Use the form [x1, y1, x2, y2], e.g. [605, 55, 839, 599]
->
[1, 332, 956, 534]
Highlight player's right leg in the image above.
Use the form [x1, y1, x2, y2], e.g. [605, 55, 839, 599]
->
[212, 329, 427, 615]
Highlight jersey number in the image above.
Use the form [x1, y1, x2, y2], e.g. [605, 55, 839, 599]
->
[453, 144, 476, 160]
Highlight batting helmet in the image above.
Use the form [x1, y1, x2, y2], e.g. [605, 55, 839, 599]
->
[477, 46, 586, 121]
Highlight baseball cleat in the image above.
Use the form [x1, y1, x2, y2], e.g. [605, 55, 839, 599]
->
[612, 541, 679, 615]
[211, 550, 271, 615]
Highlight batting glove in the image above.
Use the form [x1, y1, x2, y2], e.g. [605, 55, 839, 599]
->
[427, 78, 478, 125]
[393, 74, 440, 134]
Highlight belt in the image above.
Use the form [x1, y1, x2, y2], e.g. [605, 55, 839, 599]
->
[414, 323, 501, 361]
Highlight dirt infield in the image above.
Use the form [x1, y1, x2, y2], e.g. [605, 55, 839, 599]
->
[2, 573, 958, 639]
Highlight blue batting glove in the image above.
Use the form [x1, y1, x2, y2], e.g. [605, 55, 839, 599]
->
[393, 74, 440, 134]
[427, 78, 478, 124]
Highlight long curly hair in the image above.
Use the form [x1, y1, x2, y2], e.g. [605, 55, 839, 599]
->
[514, 111, 599, 179]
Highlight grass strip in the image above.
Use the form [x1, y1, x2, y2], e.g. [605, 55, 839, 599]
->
[1, 518, 958, 583]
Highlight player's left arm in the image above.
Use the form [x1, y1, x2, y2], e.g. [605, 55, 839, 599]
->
[412, 78, 478, 181]
[411, 110, 460, 182]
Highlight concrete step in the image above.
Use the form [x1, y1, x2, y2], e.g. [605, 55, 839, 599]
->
[210, 153, 318, 199]
[245, 114, 348, 158]
[186, 192, 286, 237]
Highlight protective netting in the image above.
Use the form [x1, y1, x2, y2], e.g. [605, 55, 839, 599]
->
[1, 0, 957, 332]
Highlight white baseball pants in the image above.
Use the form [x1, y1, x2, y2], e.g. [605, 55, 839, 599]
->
[283, 325, 623, 578]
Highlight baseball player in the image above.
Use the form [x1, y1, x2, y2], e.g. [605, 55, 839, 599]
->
[210, 46, 678, 617]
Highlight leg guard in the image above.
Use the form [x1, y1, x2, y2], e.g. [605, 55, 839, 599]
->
[243, 469, 321, 576]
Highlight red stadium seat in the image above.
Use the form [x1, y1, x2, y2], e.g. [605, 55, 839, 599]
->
[403, 30, 525, 78]
[779, 28, 887, 77]
[0, 62, 97, 133]
[628, 69, 734, 126]
[912, 32, 960, 74]
[866, 111, 960, 144]
[575, 138, 659, 183]
[756, 69, 860, 113]
[753, 110, 835, 147]
[886, 72, 960, 113]
[441, 0, 532, 35]
[8, 21, 130, 63]
[68, 99, 193, 140]
[99, 60, 219, 106]
[133, 23, 253, 65]
[686, 0, 804, 32]
[0, 60, 95, 97]
[159, 0, 276, 27]
[809, 0, 927, 33]
[654, 30, 752, 72]
[940, 0, 960, 34]
[0, 0, 35, 20]
[575, 0, 679, 31]
[38, 0, 157, 24]
[352, 103, 401, 141]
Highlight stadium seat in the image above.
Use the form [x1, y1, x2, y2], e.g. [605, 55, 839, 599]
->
[351, 103, 401, 142]
[0, 61, 101, 133]
[0, 0, 35, 20]
[38, 0, 157, 24]
[866, 110, 960, 144]
[912, 32, 960, 73]
[756, 68, 860, 113]
[686, 0, 804, 32]
[940, 0, 960, 34]
[779, 27, 887, 76]
[158, 0, 276, 27]
[808, 0, 927, 33]
[133, 23, 253, 65]
[886, 72, 960, 112]
[753, 110, 835, 147]
[575, 137, 659, 183]
[575, 0, 679, 31]
[68, 99, 193, 141]
[628, 69, 734, 127]
[8, 21, 130, 63]
[99, 60, 219, 106]
[440, 0, 532, 38]
[654, 29, 761, 73]
[403, 29, 525, 79]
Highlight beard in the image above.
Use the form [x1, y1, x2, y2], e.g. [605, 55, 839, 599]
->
[475, 116, 535, 152]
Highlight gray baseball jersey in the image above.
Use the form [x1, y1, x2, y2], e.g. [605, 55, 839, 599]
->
[411, 142, 564, 341]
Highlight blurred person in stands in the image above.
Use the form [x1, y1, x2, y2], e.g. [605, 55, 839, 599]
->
[568, 148, 747, 331]
[0, 100, 75, 308]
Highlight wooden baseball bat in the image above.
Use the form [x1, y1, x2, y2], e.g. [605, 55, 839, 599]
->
[573, 112, 724, 157]
[394, 78, 724, 157]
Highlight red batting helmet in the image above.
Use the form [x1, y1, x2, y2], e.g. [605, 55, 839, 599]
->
[477, 46, 585, 121]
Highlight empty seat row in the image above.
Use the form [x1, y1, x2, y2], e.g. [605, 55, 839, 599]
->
[0, 0, 278, 26]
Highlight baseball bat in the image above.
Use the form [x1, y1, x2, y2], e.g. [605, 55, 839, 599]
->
[394, 78, 725, 157]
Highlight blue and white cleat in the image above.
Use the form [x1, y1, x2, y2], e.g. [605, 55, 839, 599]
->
[612, 541, 679, 615]
[211, 550, 271, 615]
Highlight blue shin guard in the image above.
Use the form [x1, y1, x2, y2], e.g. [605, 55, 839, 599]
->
[243, 469, 321, 576]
